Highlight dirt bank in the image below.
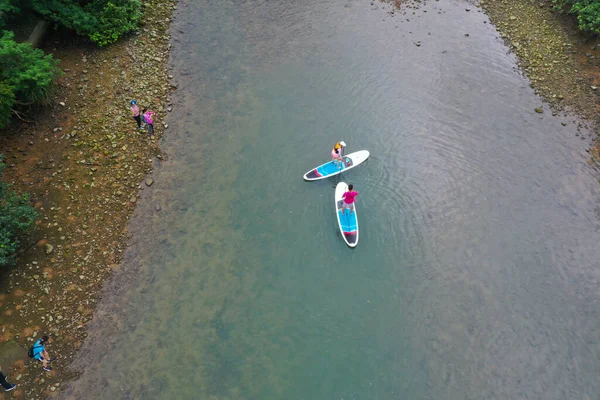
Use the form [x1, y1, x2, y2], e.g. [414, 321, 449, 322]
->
[0, 0, 176, 397]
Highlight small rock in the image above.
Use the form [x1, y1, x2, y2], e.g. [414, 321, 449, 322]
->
[50, 386, 56, 392]
[561, 122, 567, 126]
[464, 33, 469, 37]
[465, 8, 471, 11]
[155, 204, 162, 211]
[534, 107, 543, 113]
[33, 275, 40, 280]
[591, 86, 598, 91]
[130, 196, 137, 203]
[145, 178, 154, 186]
[59, 102, 66, 107]
[45, 244, 54, 255]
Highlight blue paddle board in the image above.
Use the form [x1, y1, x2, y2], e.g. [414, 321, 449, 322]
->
[303, 150, 370, 181]
[335, 182, 359, 247]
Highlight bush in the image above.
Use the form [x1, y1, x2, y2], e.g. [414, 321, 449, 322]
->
[31, 0, 142, 46]
[0, 30, 59, 104]
[0, 157, 38, 267]
[553, 0, 600, 35]
[0, 0, 18, 28]
[0, 82, 15, 128]
[88, 0, 143, 46]
[0, 30, 59, 128]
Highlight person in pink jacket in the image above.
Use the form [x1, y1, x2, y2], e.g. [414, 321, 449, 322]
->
[142, 108, 155, 136]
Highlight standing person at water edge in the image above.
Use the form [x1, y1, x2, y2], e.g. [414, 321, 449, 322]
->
[143, 108, 155, 136]
[130, 100, 142, 130]
[30, 336, 53, 371]
[0, 364, 16, 392]
[341, 184, 358, 215]
[331, 141, 346, 165]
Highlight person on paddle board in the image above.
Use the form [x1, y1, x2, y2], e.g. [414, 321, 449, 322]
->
[341, 184, 358, 215]
[331, 141, 347, 166]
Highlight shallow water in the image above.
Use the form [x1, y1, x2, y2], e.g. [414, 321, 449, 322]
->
[62, 0, 600, 399]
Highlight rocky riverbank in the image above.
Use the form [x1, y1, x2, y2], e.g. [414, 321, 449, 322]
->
[0, 0, 176, 397]
[477, 0, 600, 162]
[391, 0, 600, 164]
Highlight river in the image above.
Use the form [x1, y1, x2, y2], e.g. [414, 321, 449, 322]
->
[61, 0, 600, 399]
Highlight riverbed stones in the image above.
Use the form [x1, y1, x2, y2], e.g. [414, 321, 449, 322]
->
[45, 243, 54, 254]
[145, 178, 154, 186]
[535, 107, 543, 113]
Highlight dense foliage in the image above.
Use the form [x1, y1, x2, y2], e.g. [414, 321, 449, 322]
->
[0, 157, 38, 267]
[0, 30, 59, 103]
[0, 82, 15, 128]
[0, 0, 142, 128]
[0, 30, 59, 128]
[553, 0, 600, 35]
[31, 0, 143, 46]
[0, 0, 18, 28]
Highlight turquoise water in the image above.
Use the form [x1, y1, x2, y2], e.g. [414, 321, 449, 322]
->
[62, 0, 600, 399]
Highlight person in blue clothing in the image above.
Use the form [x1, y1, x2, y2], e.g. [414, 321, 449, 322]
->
[32, 336, 53, 371]
[0, 363, 16, 392]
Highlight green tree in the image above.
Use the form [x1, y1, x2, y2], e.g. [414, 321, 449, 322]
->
[0, 156, 38, 267]
[0, 30, 59, 128]
[0, 82, 15, 128]
[31, 0, 142, 46]
[0, 30, 59, 104]
[553, 0, 600, 35]
[0, 0, 19, 28]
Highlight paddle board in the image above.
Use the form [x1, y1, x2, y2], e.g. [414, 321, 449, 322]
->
[303, 150, 370, 181]
[335, 182, 359, 247]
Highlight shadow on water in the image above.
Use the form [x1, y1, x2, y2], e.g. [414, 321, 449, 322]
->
[61, 0, 600, 399]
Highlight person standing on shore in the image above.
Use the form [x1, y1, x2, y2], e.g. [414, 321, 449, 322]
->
[0, 364, 16, 392]
[130, 100, 142, 131]
[142, 108, 155, 136]
[31, 336, 53, 371]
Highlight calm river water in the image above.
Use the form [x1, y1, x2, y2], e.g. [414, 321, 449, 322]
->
[62, 0, 600, 399]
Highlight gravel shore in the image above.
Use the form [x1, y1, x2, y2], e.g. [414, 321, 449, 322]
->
[0, 0, 176, 397]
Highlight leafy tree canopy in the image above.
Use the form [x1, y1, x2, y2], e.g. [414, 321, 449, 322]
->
[0, 30, 59, 104]
[31, 0, 142, 46]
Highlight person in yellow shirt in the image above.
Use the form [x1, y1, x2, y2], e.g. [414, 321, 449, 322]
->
[331, 141, 346, 166]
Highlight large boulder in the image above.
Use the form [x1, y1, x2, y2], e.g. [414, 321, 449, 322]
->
[0, 340, 27, 369]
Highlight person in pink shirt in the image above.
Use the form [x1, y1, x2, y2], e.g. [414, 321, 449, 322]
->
[142, 108, 155, 136]
[130, 100, 142, 130]
[341, 184, 358, 215]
